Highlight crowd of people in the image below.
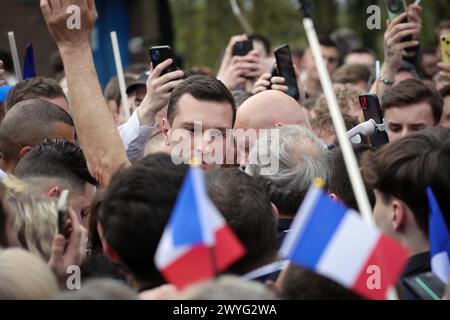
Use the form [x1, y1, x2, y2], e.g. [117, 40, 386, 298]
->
[0, 0, 449, 300]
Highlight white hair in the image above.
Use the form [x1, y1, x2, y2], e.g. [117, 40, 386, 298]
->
[246, 125, 328, 197]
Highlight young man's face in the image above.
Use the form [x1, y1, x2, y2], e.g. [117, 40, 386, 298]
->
[440, 96, 450, 129]
[163, 94, 234, 169]
[385, 101, 435, 143]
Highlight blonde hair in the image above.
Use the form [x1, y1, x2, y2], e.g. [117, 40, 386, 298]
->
[9, 194, 58, 261]
[314, 85, 362, 119]
[0, 248, 59, 299]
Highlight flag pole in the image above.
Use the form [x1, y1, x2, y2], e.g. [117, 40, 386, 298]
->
[110, 31, 131, 120]
[8, 31, 23, 82]
[303, 16, 399, 300]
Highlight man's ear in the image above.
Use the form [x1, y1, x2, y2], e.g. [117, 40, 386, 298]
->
[19, 146, 33, 159]
[47, 186, 61, 198]
[392, 199, 407, 232]
[271, 202, 280, 220]
[162, 118, 171, 146]
[329, 193, 339, 202]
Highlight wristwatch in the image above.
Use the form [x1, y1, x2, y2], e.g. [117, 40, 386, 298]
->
[379, 75, 394, 86]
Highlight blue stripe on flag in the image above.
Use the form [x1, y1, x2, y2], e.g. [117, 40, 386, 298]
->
[171, 169, 203, 246]
[290, 193, 347, 269]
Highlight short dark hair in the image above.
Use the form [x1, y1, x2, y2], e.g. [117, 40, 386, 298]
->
[382, 79, 443, 125]
[327, 144, 375, 210]
[319, 36, 338, 49]
[205, 168, 277, 275]
[332, 64, 371, 85]
[250, 34, 271, 56]
[14, 139, 97, 191]
[167, 75, 236, 126]
[345, 47, 376, 58]
[280, 264, 363, 300]
[6, 77, 66, 111]
[99, 154, 188, 287]
[0, 99, 74, 164]
[362, 128, 450, 237]
[104, 75, 136, 113]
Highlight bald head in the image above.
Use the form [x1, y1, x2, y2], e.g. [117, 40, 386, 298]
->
[235, 90, 310, 130]
[0, 99, 74, 173]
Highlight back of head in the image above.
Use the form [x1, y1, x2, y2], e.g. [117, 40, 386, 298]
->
[15, 138, 97, 195]
[181, 275, 277, 300]
[167, 75, 236, 126]
[327, 144, 375, 210]
[332, 64, 371, 86]
[0, 100, 74, 169]
[8, 193, 57, 261]
[362, 128, 450, 237]
[236, 90, 310, 130]
[246, 125, 328, 216]
[100, 153, 188, 287]
[5, 76, 66, 112]
[382, 79, 443, 125]
[280, 264, 362, 300]
[57, 279, 137, 300]
[205, 168, 277, 274]
[0, 248, 59, 299]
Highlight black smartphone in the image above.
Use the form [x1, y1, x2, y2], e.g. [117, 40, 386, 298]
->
[359, 94, 390, 148]
[233, 40, 254, 57]
[149, 45, 179, 75]
[403, 272, 446, 300]
[57, 190, 70, 239]
[274, 45, 300, 101]
[385, 0, 417, 53]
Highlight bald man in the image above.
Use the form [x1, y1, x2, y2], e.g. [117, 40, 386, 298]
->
[234, 90, 311, 166]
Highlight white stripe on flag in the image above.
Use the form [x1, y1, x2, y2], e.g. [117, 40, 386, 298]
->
[316, 210, 380, 287]
[279, 185, 323, 259]
[431, 252, 450, 284]
[154, 229, 190, 269]
[192, 168, 225, 247]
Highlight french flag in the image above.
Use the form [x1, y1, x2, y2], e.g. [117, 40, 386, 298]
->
[428, 188, 450, 284]
[154, 167, 245, 289]
[280, 183, 410, 300]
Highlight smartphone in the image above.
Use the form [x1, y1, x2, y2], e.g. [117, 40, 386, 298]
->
[57, 190, 70, 238]
[359, 94, 390, 148]
[441, 34, 450, 64]
[233, 40, 253, 57]
[149, 45, 179, 75]
[274, 45, 300, 101]
[385, 0, 417, 52]
[403, 272, 446, 300]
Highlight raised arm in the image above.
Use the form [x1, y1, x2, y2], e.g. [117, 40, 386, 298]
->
[40, 0, 130, 186]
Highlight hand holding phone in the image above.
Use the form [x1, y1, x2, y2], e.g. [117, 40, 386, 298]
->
[385, 0, 419, 53]
[359, 94, 389, 148]
[274, 45, 300, 101]
[149, 46, 180, 76]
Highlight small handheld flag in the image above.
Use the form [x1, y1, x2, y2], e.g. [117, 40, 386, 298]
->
[23, 43, 36, 79]
[428, 188, 450, 284]
[155, 167, 245, 289]
[280, 183, 410, 300]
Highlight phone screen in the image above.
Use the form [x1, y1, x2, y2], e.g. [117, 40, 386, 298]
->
[149, 46, 179, 75]
[233, 40, 253, 57]
[359, 94, 390, 148]
[274, 45, 300, 101]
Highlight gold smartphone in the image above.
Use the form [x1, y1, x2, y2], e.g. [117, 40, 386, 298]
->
[441, 34, 450, 64]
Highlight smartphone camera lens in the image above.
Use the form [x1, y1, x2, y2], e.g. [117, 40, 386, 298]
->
[387, 0, 403, 13]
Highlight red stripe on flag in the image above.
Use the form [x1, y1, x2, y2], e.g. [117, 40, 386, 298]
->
[161, 225, 245, 289]
[352, 235, 409, 300]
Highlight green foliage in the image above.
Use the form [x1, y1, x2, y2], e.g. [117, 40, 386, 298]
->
[170, 0, 450, 71]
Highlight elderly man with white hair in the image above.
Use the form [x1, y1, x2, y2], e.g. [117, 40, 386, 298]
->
[246, 125, 328, 247]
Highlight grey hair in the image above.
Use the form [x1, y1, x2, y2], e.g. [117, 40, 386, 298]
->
[246, 125, 328, 196]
